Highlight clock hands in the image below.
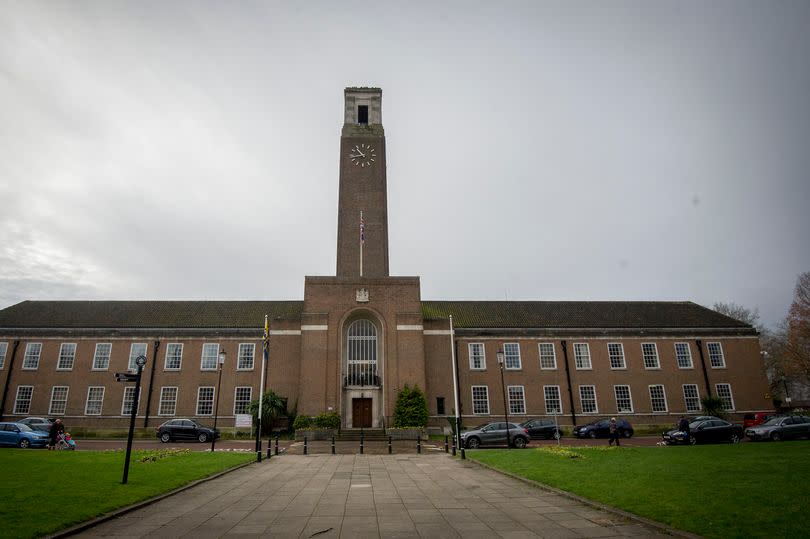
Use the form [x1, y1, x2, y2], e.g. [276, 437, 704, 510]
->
[349, 145, 375, 164]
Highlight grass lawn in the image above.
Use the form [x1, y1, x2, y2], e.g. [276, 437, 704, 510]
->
[0, 449, 254, 539]
[468, 441, 810, 538]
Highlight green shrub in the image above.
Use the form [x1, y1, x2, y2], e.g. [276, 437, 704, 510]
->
[292, 415, 313, 430]
[248, 390, 289, 435]
[393, 384, 429, 428]
[701, 395, 727, 419]
[314, 412, 341, 429]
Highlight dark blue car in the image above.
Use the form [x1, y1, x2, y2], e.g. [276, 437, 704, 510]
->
[0, 422, 50, 448]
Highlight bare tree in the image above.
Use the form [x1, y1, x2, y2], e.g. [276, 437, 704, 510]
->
[783, 272, 810, 390]
[713, 301, 762, 331]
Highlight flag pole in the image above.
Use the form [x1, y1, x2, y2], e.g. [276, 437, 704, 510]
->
[256, 314, 268, 462]
[359, 211, 364, 277]
[449, 315, 463, 457]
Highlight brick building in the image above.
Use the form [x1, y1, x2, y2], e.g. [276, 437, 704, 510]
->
[0, 88, 767, 431]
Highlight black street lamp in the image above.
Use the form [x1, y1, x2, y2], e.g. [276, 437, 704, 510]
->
[211, 349, 226, 452]
[496, 349, 511, 449]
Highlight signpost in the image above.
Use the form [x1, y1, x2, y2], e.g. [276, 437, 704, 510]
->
[117, 355, 146, 485]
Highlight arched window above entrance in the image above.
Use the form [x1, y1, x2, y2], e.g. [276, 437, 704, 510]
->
[345, 319, 379, 387]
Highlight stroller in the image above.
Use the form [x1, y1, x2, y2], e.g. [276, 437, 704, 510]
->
[55, 432, 76, 450]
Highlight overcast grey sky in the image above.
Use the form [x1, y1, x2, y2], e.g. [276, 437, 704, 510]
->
[1, 1, 808, 329]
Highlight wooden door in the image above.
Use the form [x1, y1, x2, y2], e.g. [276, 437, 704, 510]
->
[352, 398, 372, 428]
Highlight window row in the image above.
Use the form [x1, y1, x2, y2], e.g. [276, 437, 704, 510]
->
[467, 341, 727, 371]
[469, 383, 735, 415]
[11, 385, 255, 417]
[12, 342, 256, 371]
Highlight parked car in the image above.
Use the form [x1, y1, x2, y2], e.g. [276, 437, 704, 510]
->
[18, 417, 53, 432]
[156, 419, 220, 443]
[0, 422, 50, 448]
[664, 417, 742, 445]
[460, 422, 530, 449]
[573, 419, 633, 439]
[745, 415, 810, 441]
[743, 411, 775, 429]
[662, 416, 721, 445]
[520, 418, 563, 440]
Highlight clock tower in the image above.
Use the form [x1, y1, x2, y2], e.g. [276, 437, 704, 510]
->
[297, 87, 427, 429]
[336, 87, 389, 278]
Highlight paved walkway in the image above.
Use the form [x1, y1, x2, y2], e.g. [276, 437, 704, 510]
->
[75, 454, 665, 538]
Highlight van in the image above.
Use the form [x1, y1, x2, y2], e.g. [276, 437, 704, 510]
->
[743, 412, 774, 429]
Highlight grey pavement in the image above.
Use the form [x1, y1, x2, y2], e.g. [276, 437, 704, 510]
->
[74, 454, 666, 538]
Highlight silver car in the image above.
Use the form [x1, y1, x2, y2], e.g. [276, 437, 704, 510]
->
[745, 415, 810, 441]
[460, 422, 529, 449]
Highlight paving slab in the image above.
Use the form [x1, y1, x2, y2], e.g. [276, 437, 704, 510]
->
[72, 454, 669, 538]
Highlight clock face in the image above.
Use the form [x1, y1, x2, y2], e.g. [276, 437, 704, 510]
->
[349, 143, 376, 167]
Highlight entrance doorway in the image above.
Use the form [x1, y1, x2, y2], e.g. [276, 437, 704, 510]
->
[352, 398, 372, 428]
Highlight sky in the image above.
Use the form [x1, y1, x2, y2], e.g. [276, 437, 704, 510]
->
[1, 1, 808, 329]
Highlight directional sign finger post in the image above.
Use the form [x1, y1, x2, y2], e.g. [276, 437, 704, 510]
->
[117, 354, 146, 484]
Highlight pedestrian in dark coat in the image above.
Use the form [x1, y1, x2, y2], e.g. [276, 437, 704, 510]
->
[608, 417, 620, 446]
[48, 418, 64, 450]
[678, 416, 690, 444]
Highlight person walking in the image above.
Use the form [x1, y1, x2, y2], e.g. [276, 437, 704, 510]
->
[48, 418, 64, 450]
[678, 416, 690, 444]
[608, 417, 620, 446]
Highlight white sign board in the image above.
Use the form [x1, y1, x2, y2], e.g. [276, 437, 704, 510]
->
[235, 414, 252, 428]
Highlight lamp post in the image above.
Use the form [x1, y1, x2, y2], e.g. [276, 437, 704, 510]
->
[496, 349, 511, 449]
[211, 349, 226, 452]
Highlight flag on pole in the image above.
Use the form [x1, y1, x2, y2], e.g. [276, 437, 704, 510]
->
[360, 212, 365, 244]
[263, 314, 269, 360]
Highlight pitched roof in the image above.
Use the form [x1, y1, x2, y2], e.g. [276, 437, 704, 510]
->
[0, 300, 753, 332]
[0, 301, 302, 329]
[421, 301, 752, 330]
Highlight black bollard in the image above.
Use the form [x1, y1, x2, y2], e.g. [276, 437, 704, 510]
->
[304, 436, 308, 455]
[360, 431, 364, 454]
[444, 435, 449, 453]
[267, 442, 272, 459]
[331, 435, 336, 455]
[451, 437, 456, 456]
[461, 446, 466, 460]
[275, 436, 279, 456]
[417, 434, 421, 454]
[388, 435, 392, 454]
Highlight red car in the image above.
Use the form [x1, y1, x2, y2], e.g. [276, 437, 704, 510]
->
[743, 412, 774, 429]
